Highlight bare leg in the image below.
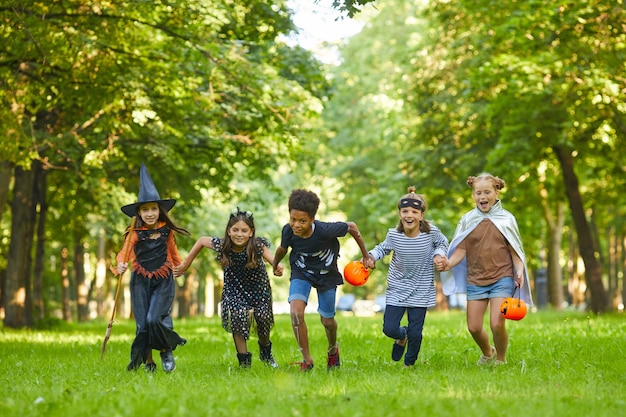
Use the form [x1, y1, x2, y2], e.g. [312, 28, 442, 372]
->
[489, 298, 508, 361]
[290, 300, 312, 363]
[321, 316, 338, 354]
[233, 333, 248, 353]
[466, 299, 493, 356]
[146, 350, 154, 364]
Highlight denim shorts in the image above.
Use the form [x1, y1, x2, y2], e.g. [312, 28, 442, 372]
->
[466, 277, 515, 301]
[288, 278, 337, 318]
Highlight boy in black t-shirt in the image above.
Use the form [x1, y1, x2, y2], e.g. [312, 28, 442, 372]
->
[272, 189, 374, 371]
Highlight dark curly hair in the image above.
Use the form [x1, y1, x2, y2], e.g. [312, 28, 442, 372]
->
[288, 189, 320, 218]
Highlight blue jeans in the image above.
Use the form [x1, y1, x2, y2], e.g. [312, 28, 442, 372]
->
[383, 305, 427, 366]
[288, 278, 337, 318]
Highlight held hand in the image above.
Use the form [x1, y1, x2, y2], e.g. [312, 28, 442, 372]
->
[273, 264, 284, 277]
[433, 255, 447, 272]
[363, 257, 376, 270]
[173, 264, 184, 277]
[117, 262, 128, 275]
[515, 272, 524, 288]
[173, 263, 188, 277]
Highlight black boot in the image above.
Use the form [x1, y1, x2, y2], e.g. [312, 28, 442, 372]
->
[160, 350, 176, 373]
[237, 352, 252, 368]
[259, 341, 278, 368]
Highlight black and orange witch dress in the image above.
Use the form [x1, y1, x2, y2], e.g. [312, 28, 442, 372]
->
[116, 221, 186, 370]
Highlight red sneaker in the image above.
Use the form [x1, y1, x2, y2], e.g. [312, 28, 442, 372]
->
[327, 345, 341, 370]
[291, 361, 314, 372]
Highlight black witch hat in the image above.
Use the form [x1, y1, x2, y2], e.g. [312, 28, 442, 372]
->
[121, 163, 176, 217]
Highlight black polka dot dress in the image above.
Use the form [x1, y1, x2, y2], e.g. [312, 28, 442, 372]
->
[211, 237, 274, 340]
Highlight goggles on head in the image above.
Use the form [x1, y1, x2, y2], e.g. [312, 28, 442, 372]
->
[398, 198, 423, 211]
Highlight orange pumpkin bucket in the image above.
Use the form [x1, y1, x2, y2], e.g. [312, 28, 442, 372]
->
[500, 286, 527, 321]
[343, 261, 370, 286]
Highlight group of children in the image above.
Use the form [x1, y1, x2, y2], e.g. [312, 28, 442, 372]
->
[115, 164, 533, 373]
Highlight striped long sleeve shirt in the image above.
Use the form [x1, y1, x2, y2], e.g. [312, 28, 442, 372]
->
[369, 226, 449, 307]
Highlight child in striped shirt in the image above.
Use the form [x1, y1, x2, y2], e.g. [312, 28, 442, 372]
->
[364, 187, 449, 368]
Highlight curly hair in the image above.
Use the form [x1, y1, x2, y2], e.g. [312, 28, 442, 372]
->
[288, 189, 320, 218]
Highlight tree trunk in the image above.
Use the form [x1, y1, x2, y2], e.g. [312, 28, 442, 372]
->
[620, 235, 626, 309]
[177, 274, 192, 318]
[0, 269, 6, 318]
[0, 161, 14, 316]
[607, 228, 618, 308]
[553, 145, 608, 313]
[60, 247, 72, 322]
[547, 202, 565, 310]
[74, 237, 89, 321]
[95, 228, 107, 318]
[214, 279, 223, 317]
[4, 165, 36, 328]
[32, 162, 47, 321]
[0, 160, 13, 225]
[539, 179, 565, 310]
[204, 274, 214, 317]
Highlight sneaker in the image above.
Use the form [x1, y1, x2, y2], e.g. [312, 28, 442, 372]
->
[327, 345, 341, 370]
[391, 327, 408, 362]
[145, 363, 156, 373]
[477, 346, 497, 365]
[494, 359, 507, 367]
[292, 361, 314, 372]
[160, 350, 176, 373]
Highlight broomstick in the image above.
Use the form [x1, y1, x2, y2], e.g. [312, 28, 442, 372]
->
[101, 216, 136, 360]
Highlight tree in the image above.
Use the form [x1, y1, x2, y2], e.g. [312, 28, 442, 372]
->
[416, 0, 624, 312]
[324, 0, 625, 312]
[0, 0, 327, 326]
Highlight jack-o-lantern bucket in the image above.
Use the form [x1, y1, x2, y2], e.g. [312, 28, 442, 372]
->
[343, 261, 370, 286]
[500, 287, 527, 321]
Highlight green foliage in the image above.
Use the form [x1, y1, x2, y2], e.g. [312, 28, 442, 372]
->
[0, 0, 331, 321]
[0, 0, 325, 202]
[1, 312, 625, 416]
[332, 0, 378, 18]
[323, 0, 626, 300]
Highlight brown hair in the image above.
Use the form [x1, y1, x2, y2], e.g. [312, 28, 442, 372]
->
[124, 203, 190, 236]
[220, 209, 259, 269]
[396, 186, 431, 234]
[467, 173, 506, 190]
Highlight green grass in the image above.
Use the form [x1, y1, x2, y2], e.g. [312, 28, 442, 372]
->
[1, 310, 625, 417]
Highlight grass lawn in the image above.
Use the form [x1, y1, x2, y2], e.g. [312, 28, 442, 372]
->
[1, 310, 624, 417]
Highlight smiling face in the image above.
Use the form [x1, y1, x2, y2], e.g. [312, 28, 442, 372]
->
[289, 209, 314, 238]
[138, 202, 160, 228]
[472, 178, 499, 213]
[227, 220, 253, 248]
[399, 206, 424, 237]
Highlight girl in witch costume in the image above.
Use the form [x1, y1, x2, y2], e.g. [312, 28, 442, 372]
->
[116, 163, 190, 373]
[175, 208, 283, 368]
